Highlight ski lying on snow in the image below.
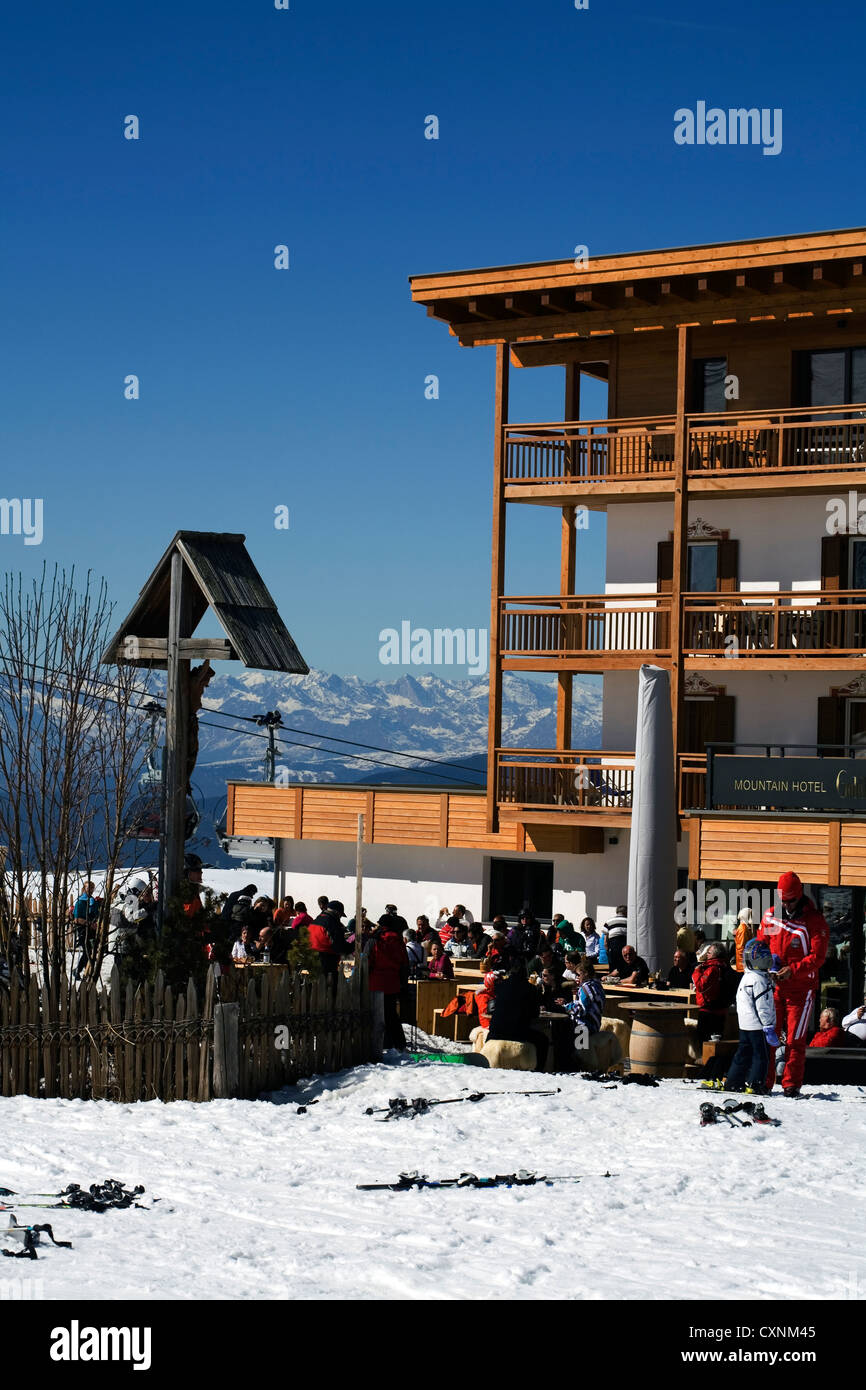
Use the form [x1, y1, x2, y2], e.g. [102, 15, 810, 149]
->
[356, 1169, 617, 1191]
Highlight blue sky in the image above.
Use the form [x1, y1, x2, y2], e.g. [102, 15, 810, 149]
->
[1, 0, 864, 678]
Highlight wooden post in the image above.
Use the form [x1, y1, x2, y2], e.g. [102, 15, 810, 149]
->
[213, 1001, 240, 1099]
[354, 813, 364, 964]
[272, 834, 282, 912]
[670, 324, 692, 781]
[487, 343, 510, 832]
[557, 362, 580, 752]
[163, 551, 192, 907]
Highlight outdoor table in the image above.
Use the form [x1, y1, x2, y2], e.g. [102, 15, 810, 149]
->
[615, 999, 693, 1078]
[601, 983, 695, 1025]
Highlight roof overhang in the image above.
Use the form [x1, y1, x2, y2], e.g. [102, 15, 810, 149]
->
[410, 226, 866, 352]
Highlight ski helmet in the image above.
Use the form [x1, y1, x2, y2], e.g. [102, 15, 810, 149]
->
[128, 877, 148, 895]
[483, 971, 497, 991]
[743, 938, 772, 972]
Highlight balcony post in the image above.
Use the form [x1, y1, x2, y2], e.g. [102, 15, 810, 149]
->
[556, 363, 580, 753]
[670, 324, 692, 769]
[487, 342, 510, 831]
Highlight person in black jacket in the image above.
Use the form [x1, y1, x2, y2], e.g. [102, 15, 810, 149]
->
[487, 961, 548, 1070]
[222, 883, 259, 923]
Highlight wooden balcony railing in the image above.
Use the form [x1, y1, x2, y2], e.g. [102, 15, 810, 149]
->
[688, 404, 866, 476]
[683, 590, 866, 658]
[495, 749, 635, 813]
[500, 594, 672, 660]
[678, 754, 708, 814]
[496, 750, 712, 817]
[504, 403, 866, 486]
[504, 416, 676, 483]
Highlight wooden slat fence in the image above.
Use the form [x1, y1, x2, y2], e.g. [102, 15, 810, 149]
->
[0, 962, 373, 1102]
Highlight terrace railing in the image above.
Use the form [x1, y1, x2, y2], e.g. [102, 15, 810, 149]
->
[683, 590, 866, 657]
[500, 594, 672, 660]
[503, 403, 866, 486]
[504, 416, 676, 483]
[495, 748, 635, 813]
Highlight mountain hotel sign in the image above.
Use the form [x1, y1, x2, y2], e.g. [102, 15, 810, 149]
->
[710, 756, 866, 813]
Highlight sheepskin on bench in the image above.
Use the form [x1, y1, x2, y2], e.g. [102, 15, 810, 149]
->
[481, 1038, 537, 1071]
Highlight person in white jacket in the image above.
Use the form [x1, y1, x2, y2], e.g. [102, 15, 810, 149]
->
[722, 937, 778, 1093]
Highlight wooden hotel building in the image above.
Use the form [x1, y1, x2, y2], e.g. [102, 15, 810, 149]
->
[227, 228, 866, 994]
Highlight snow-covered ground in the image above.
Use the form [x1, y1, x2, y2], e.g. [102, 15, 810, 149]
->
[2, 1055, 864, 1302]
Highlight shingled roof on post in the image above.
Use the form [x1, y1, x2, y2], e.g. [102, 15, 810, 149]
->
[102, 531, 309, 674]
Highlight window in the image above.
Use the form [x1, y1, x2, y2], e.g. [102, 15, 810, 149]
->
[692, 357, 727, 412]
[850, 539, 866, 591]
[687, 542, 719, 592]
[795, 348, 866, 407]
[846, 699, 866, 756]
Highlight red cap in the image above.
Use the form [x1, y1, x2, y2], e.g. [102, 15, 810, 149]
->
[777, 871, 802, 901]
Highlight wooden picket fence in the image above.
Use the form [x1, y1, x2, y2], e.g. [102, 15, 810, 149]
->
[0, 962, 374, 1102]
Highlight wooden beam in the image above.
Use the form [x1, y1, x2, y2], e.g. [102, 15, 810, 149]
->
[811, 262, 847, 288]
[487, 343, 509, 833]
[556, 363, 580, 753]
[696, 275, 727, 300]
[624, 283, 659, 306]
[575, 287, 615, 310]
[828, 818, 842, 886]
[454, 288, 866, 346]
[771, 267, 804, 293]
[467, 299, 498, 320]
[503, 295, 538, 318]
[669, 324, 691, 773]
[163, 552, 194, 906]
[540, 290, 575, 314]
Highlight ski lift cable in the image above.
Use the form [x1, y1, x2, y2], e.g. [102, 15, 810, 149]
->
[0, 665, 485, 788]
[3, 651, 486, 779]
[0, 655, 485, 778]
[0, 656, 486, 783]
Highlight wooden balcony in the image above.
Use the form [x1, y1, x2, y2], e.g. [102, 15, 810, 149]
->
[504, 403, 866, 503]
[683, 590, 866, 669]
[500, 594, 672, 669]
[496, 748, 712, 824]
[495, 748, 635, 825]
[504, 415, 676, 501]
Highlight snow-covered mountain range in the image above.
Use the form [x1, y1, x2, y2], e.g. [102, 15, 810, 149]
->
[193, 668, 602, 798]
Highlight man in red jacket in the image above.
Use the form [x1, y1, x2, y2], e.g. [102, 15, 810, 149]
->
[758, 871, 829, 1096]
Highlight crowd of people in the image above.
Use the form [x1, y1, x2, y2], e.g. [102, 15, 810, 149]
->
[54, 869, 866, 1095]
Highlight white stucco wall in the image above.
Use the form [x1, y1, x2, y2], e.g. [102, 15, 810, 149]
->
[277, 833, 689, 930]
[605, 496, 834, 590]
[602, 667, 836, 750]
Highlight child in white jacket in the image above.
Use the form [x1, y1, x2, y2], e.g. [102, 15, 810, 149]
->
[724, 938, 778, 1094]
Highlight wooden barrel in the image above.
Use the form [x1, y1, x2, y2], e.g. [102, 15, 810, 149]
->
[627, 1010, 689, 1078]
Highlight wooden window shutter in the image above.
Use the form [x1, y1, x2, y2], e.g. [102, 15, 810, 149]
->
[717, 539, 739, 593]
[657, 540, 673, 593]
[817, 695, 845, 747]
[821, 535, 849, 591]
[713, 694, 736, 744]
[657, 540, 673, 649]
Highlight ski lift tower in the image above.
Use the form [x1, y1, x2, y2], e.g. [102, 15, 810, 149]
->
[102, 532, 308, 909]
